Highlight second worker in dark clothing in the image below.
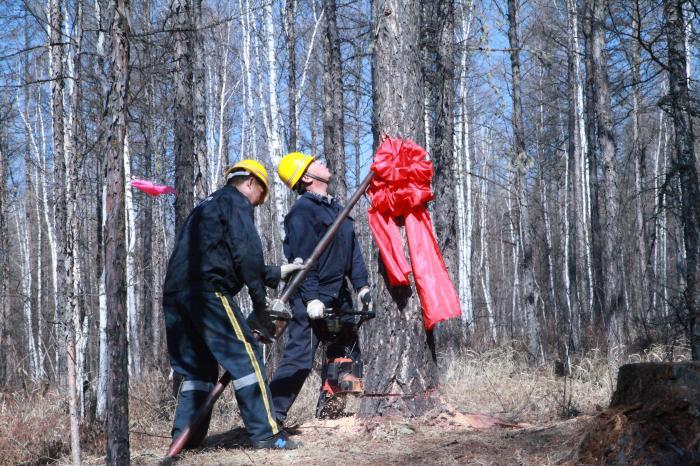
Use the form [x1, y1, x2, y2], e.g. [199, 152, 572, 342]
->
[163, 159, 304, 450]
[270, 152, 371, 424]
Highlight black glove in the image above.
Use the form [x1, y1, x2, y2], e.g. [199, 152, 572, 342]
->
[247, 312, 276, 344]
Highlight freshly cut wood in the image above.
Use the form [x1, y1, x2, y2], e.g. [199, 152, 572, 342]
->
[578, 362, 700, 464]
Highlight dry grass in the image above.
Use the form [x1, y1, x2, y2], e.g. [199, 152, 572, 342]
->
[1, 342, 690, 464]
[0, 383, 70, 464]
[441, 342, 691, 423]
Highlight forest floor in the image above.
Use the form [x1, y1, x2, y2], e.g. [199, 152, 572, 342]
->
[1, 344, 688, 465]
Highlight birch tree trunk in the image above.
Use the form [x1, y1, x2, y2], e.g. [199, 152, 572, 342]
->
[105, 0, 131, 461]
[263, 0, 288, 238]
[507, 0, 540, 364]
[322, 0, 347, 200]
[479, 150, 496, 343]
[124, 134, 141, 379]
[64, 0, 83, 459]
[286, 0, 298, 150]
[16, 211, 40, 379]
[566, 0, 587, 345]
[360, 0, 440, 416]
[664, 0, 700, 359]
[239, 0, 256, 160]
[49, 0, 68, 384]
[21, 45, 41, 380]
[455, 0, 474, 331]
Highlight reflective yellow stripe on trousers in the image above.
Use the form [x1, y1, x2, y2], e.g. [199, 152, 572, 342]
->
[215, 292, 278, 435]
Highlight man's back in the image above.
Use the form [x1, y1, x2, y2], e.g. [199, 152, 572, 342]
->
[163, 185, 257, 297]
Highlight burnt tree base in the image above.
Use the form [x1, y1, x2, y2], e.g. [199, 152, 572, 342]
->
[578, 362, 700, 465]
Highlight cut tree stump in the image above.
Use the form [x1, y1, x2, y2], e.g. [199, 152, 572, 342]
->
[578, 362, 700, 465]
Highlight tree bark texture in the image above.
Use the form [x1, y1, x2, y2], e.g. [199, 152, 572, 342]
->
[507, 0, 541, 365]
[422, 0, 462, 355]
[590, 0, 624, 372]
[322, 0, 347, 200]
[192, 0, 209, 201]
[359, 0, 439, 417]
[0, 135, 7, 383]
[286, 0, 298, 151]
[173, 0, 195, 235]
[104, 0, 131, 462]
[50, 0, 68, 383]
[664, 0, 700, 359]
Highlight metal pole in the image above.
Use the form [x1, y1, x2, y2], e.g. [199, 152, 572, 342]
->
[166, 171, 375, 457]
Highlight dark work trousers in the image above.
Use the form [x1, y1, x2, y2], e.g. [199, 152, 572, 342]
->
[269, 295, 360, 421]
[164, 291, 279, 447]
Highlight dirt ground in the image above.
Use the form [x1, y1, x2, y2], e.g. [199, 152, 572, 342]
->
[118, 405, 591, 465]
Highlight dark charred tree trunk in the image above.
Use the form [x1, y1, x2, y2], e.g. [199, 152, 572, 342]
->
[590, 0, 624, 371]
[286, 0, 298, 151]
[0, 131, 7, 383]
[507, 0, 541, 365]
[359, 0, 440, 417]
[104, 0, 131, 462]
[322, 0, 347, 200]
[192, 0, 208, 201]
[50, 0, 67, 384]
[664, 0, 700, 359]
[141, 79, 155, 369]
[173, 0, 195, 235]
[582, 5, 603, 336]
[422, 0, 462, 355]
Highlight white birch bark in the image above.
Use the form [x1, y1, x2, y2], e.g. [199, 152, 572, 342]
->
[214, 22, 231, 185]
[295, 8, 325, 112]
[93, 0, 108, 420]
[15, 210, 40, 379]
[264, 0, 288, 238]
[19, 102, 48, 378]
[652, 107, 665, 315]
[566, 0, 593, 319]
[455, 0, 474, 329]
[479, 132, 496, 342]
[239, 0, 256, 160]
[124, 134, 141, 379]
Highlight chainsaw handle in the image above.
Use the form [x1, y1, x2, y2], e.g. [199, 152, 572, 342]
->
[322, 308, 376, 317]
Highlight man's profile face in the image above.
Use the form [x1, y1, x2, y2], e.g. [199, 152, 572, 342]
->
[306, 160, 332, 182]
[249, 177, 267, 207]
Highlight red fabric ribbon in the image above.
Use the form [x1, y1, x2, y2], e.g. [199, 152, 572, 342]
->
[367, 137, 461, 330]
[131, 179, 176, 196]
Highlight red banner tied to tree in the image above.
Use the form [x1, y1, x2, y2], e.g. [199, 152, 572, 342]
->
[367, 136, 462, 330]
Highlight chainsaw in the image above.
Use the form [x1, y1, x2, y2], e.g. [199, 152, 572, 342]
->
[313, 296, 375, 418]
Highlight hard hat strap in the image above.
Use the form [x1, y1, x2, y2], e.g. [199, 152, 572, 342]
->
[226, 170, 251, 182]
[305, 172, 330, 184]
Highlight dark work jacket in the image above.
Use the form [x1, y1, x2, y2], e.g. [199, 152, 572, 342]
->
[163, 185, 280, 317]
[283, 191, 369, 307]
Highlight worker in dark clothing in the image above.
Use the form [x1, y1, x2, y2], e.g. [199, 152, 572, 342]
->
[269, 152, 372, 425]
[163, 159, 305, 450]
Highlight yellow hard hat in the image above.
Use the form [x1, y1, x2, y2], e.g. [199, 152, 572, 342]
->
[278, 152, 314, 189]
[225, 159, 270, 196]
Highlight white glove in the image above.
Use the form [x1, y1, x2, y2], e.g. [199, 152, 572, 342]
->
[306, 299, 325, 320]
[280, 262, 306, 279]
[358, 287, 373, 312]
